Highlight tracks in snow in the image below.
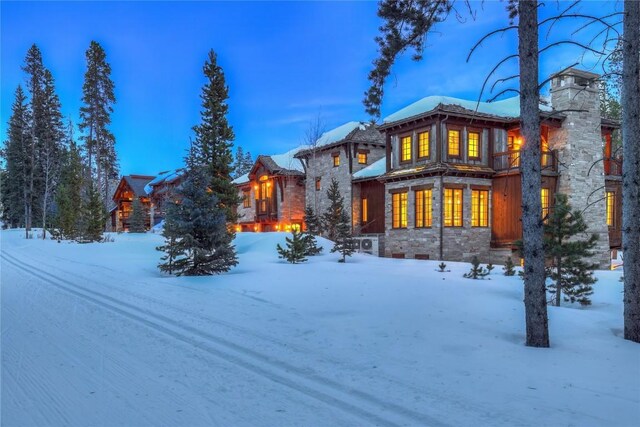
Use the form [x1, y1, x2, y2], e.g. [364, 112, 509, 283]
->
[1, 251, 447, 427]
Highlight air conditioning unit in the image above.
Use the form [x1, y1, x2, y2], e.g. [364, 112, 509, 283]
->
[351, 239, 361, 249]
[361, 238, 373, 250]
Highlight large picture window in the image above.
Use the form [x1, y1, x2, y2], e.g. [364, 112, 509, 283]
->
[444, 188, 463, 227]
[471, 190, 488, 227]
[392, 192, 408, 228]
[415, 189, 432, 228]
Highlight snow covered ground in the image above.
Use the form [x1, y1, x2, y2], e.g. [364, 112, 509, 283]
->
[1, 229, 638, 426]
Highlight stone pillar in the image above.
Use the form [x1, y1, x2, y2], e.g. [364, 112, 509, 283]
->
[548, 68, 610, 267]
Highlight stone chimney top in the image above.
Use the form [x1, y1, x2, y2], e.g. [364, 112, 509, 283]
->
[550, 68, 600, 92]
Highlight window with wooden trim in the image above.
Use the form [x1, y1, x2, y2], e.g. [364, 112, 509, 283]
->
[415, 189, 432, 228]
[332, 154, 340, 167]
[392, 192, 408, 228]
[541, 188, 550, 222]
[448, 130, 461, 157]
[471, 190, 488, 227]
[418, 131, 429, 158]
[401, 135, 412, 162]
[362, 197, 368, 223]
[606, 191, 615, 226]
[242, 190, 251, 208]
[444, 188, 463, 227]
[315, 177, 321, 191]
[358, 152, 367, 164]
[468, 131, 480, 159]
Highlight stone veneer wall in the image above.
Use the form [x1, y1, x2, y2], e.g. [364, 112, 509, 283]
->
[278, 176, 306, 225]
[384, 176, 493, 262]
[236, 185, 255, 225]
[549, 73, 611, 267]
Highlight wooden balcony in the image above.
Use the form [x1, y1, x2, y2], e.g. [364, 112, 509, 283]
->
[493, 150, 557, 173]
[604, 157, 622, 176]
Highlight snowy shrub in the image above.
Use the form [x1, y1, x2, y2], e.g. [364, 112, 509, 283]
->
[277, 230, 308, 264]
[503, 257, 516, 276]
[463, 256, 489, 279]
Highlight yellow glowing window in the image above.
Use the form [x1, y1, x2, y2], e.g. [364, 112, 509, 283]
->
[392, 192, 408, 228]
[444, 188, 463, 227]
[333, 154, 340, 167]
[243, 190, 251, 208]
[448, 130, 460, 157]
[358, 152, 367, 164]
[471, 190, 489, 227]
[468, 132, 480, 159]
[362, 198, 368, 223]
[415, 189, 432, 228]
[606, 191, 615, 226]
[401, 136, 412, 162]
[418, 131, 429, 158]
[541, 188, 550, 222]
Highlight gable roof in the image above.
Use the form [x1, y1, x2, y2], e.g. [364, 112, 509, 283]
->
[246, 146, 305, 181]
[295, 122, 384, 157]
[113, 175, 155, 201]
[144, 169, 185, 194]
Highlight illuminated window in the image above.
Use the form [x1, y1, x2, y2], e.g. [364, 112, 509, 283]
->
[418, 131, 429, 158]
[468, 132, 480, 159]
[259, 181, 269, 212]
[291, 223, 301, 232]
[541, 188, 550, 222]
[332, 154, 340, 167]
[606, 191, 615, 226]
[471, 190, 489, 227]
[362, 198, 368, 223]
[392, 192, 408, 228]
[448, 130, 460, 157]
[315, 177, 321, 191]
[242, 190, 251, 208]
[415, 189, 432, 228]
[401, 135, 412, 162]
[358, 152, 367, 164]
[444, 188, 463, 227]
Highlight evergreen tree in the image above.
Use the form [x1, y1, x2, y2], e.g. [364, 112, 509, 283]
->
[54, 124, 83, 240]
[1, 86, 30, 228]
[544, 194, 598, 306]
[38, 69, 65, 239]
[276, 230, 308, 264]
[302, 232, 323, 256]
[322, 178, 345, 241]
[503, 257, 516, 276]
[82, 182, 106, 242]
[191, 49, 239, 222]
[331, 208, 354, 263]
[79, 40, 117, 209]
[129, 198, 147, 233]
[232, 146, 254, 178]
[157, 146, 238, 276]
[304, 205, 323, 235]
[463, 256, 489, 279]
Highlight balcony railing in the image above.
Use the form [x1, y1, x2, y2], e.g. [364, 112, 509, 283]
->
[604, 157, 623, 176]
[493, 150, 557, 172]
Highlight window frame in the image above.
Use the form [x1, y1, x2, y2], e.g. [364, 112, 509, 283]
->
[417, 130, 430, 160]
[332, 153, 340, 167]
[242, 189, 251, 208]
[471, 189, 489, 227]
[447, 128, 461, 158]
[361, 197, 368, 223]
[415, 188, 433, 228]
[315, 177, 321, 191]
[541, 188, 550, 223]
[358, 151, 368, 165]
[606, 190, 615, 227]
[400, 134, 412, 163]
[443, 188, 463, 227]
[391, 191, 408, 229]
[467, 130, 481, 160]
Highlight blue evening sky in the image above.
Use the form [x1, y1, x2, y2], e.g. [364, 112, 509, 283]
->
[1, 1, 621, 176]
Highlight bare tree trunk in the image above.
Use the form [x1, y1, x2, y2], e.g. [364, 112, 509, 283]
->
[519, 0, 549, 347]
[622, 0, 640, 343]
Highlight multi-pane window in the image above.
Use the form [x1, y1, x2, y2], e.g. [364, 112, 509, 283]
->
[471, 190, 488, 227]
[392, 192, 408, 228]
[444, 188, 463, 227]
[606, 191, 615, 226]
[358, 152, 367, 164]
[401, 135, 412, 162]
[415, 189, 432, 228]
[418, 131, 429, 158]
[448, 130, 460, 157]
[243, 190, 251, 208]
[541, 188, 550, 222]
[362, 197, 369, 223]
[332, 154, 340, 167]
[315, 177, 321, 191]
[468, 132, 480, 159]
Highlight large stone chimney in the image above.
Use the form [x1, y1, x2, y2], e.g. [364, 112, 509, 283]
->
[548, 68, 610, 267]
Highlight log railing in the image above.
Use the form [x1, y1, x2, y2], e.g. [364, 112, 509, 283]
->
[493, 150, 557, 172]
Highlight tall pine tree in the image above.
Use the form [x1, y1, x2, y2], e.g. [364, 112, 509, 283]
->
[544, 194, 598, 306]
[322, 178, 346, 241]
[1, 86, 30, 228]
[191, 49, 239, 222]
[129, 198, 147, 233]
[54, 122, 83, 240]
[331, 207, 354, 263]
[232, 146, 254, 178]
[79, 41, 117, 212]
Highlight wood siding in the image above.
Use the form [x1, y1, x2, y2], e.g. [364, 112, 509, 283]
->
[359, 180, 385, 234]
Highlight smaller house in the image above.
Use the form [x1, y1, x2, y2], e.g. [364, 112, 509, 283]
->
[234, 147, 306, 232]
[145, 169, 184, 226]
[111, 175, 155, 231]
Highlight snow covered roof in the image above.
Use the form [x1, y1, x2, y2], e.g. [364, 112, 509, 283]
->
[315, 121, 365, 148]
[268, 146, 305, 172]
[382, 95, 554, 124]
[232, 172, 250, 185]
[123, 175, 155, 197]
[144, 169, 184, 194]
[352, 157, 386, 181]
